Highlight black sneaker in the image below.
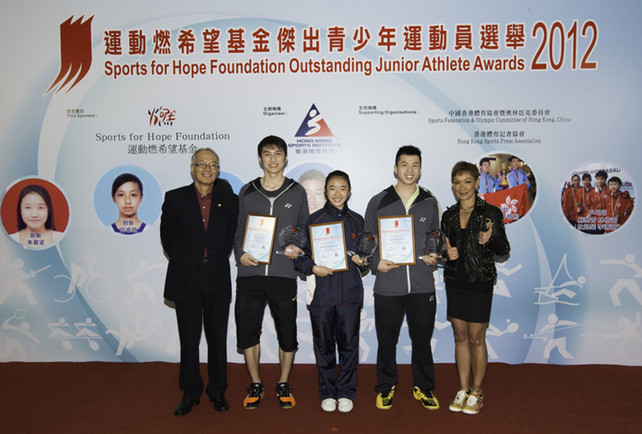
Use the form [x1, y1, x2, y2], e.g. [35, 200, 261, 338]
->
[243, 382, 264, 409]
[275, 382, 296, 409]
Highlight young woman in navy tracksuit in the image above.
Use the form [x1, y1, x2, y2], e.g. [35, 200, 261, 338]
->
[295, 170, 366, 413]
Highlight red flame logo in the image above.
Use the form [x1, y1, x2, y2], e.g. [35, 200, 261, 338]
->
[46, 15, 94, 94]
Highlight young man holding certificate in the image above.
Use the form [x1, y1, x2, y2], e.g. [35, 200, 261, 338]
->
[294, 170, 367, 413]
[233, 135, 309, 410]
[364, 145, 441, 411]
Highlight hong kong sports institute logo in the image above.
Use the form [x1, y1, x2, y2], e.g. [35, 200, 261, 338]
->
[46, 15, 94, 94]
[295, 104, 334, 137]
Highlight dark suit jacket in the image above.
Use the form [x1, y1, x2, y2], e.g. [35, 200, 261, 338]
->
[161, 183, 238, 304]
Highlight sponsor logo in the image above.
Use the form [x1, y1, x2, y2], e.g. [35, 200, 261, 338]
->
[148, 106, 176, 126]
[289, 104, 342, 156]
[295, 104, 333, 137]
[46, 15, 94, 94]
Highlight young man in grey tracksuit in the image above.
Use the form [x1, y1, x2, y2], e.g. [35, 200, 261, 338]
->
[364, 145, 441, 411]
[234, 135, 309, 410]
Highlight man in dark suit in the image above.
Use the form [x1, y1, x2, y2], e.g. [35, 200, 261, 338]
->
[161, 147, 238, 416]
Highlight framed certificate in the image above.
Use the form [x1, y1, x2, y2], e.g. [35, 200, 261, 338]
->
[378, 215, 416, 265]
[309, 221, 348, 271]
[242, 214, 277, 264]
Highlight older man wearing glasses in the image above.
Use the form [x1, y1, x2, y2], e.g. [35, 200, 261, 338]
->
[161, 147, 239, 416]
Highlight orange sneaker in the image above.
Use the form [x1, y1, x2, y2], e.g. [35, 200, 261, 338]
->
[243, 382, 264, 409]
[275, 382, 296, 409]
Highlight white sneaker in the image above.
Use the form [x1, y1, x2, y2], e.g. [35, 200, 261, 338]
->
[337, 398, 353, 413]
[448, 389, 469, 412]
[463, 392, 483, 415]
[321, 398, 337, 412]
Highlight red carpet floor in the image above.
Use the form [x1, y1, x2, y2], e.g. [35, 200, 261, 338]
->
[1, 362, 640, 433]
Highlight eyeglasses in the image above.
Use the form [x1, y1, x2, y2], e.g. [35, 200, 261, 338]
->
[193, 162, 220, 170]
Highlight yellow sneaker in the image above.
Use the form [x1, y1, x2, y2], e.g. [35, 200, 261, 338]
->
[413, 386, 440, 410]
[376, 386, 395, 410]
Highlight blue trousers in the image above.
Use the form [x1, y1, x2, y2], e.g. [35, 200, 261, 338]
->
[309, 303, 361, 400]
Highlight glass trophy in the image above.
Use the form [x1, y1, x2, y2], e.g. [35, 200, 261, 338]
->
[347, 231, 378, 265]
[418, 229, 446, 259]
[275, 225, 307, 257]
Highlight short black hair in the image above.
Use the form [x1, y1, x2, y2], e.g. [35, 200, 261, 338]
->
[479, 157, 491, 166]
[582, 173, 591, 181]
[451, 161, 479, 181]
[257, 135, 287, 158]
[395, 145, 421, 165]
[608, 176, 622, 186]
[595, 170, 608, 179]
